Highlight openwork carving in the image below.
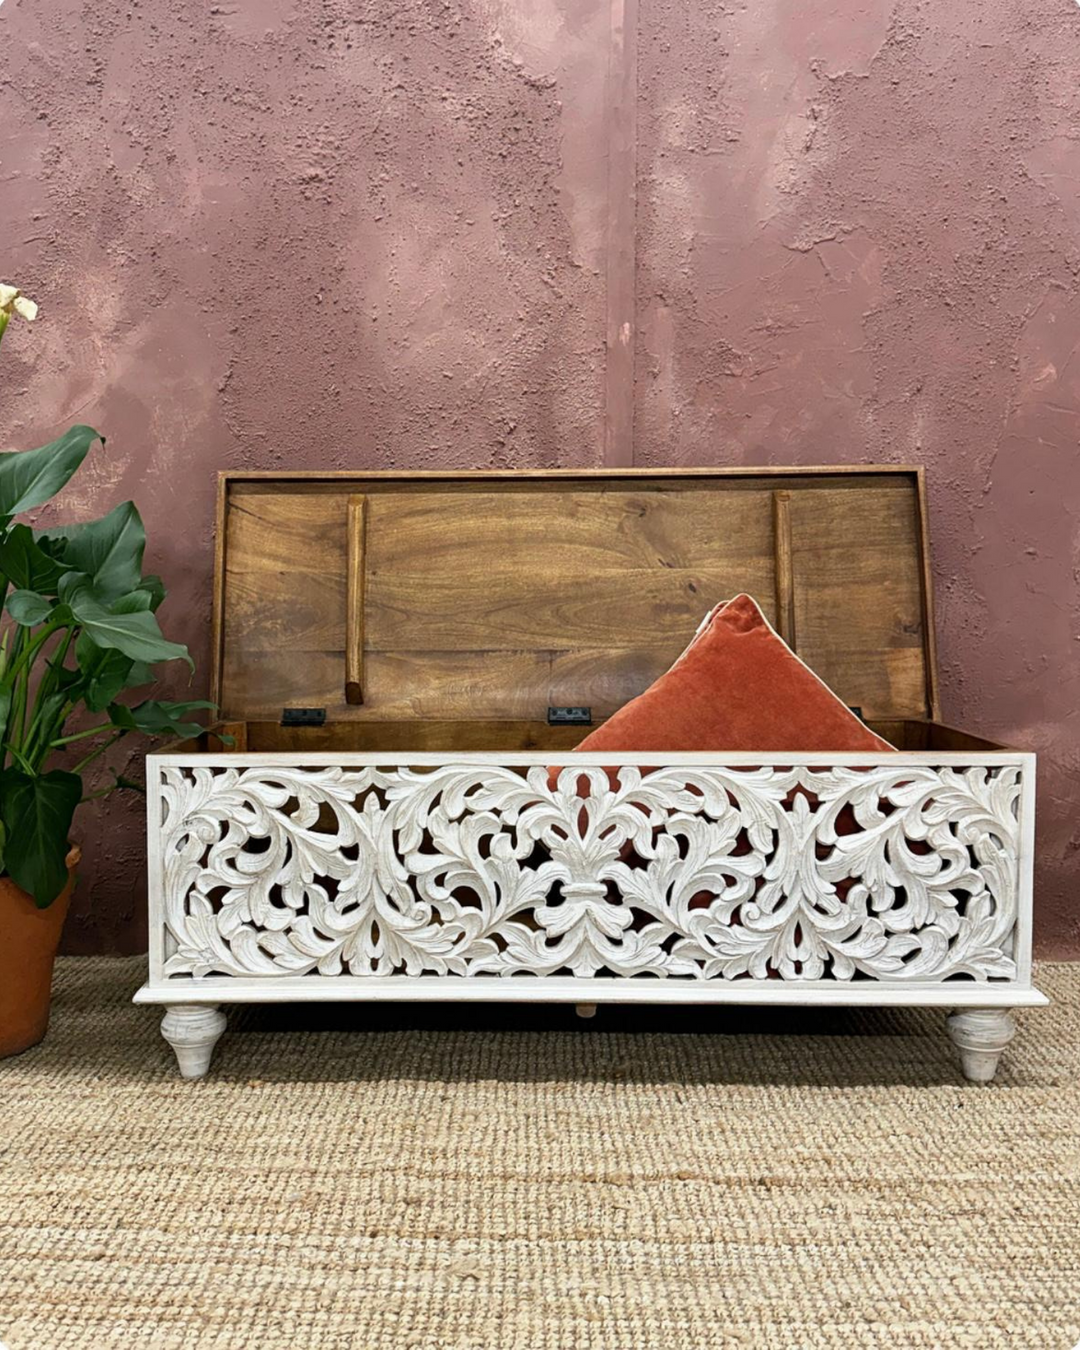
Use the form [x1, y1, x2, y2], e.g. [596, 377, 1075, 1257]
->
[158, 763, 1022, 984]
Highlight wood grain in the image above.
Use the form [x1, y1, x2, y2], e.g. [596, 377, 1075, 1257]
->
[155, 715, 1009, 756]
[246, 719, 594, 754]
[787, 486, 931, 719]
[223, 647, 699, 723]
[214, 469, 939, 726]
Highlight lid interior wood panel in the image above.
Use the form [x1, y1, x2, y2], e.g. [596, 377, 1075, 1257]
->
[214, 469, 937, 725]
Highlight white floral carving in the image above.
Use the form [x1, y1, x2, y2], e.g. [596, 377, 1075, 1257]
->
[158, 762, 1021, 984]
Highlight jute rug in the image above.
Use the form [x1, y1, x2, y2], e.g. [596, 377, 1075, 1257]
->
[1, 959, 1078, 1350]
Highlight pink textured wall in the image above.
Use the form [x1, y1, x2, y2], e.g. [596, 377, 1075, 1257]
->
[635, 0, 1080, 955]
[1, 0, 1077, 955]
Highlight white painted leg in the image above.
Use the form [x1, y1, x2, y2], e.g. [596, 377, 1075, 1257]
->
[946, 1008, 1015, 1083]
[161, 1004, 227, 1079]
[575, 1003, 597, 1020]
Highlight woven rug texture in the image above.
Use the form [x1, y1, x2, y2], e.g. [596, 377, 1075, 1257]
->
[0, 958, 1078, 1350]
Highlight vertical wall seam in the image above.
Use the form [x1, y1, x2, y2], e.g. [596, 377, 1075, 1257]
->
[602, 0, 638, 467]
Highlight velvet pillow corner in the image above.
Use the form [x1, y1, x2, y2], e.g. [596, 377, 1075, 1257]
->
[572, 593, 895, 756]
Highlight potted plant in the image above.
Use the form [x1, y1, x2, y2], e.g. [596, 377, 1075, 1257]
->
[0, 283, 215, 1057]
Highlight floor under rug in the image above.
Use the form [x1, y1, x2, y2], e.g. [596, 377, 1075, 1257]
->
[1, 958, 1078, 1349]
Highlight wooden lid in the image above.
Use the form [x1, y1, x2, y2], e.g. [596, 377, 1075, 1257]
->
[211, 468, 939, 725]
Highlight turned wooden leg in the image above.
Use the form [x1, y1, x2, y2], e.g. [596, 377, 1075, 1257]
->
[575, 1003, 597, 1020]
[946, 1009, 1015, 1083]
[161, 1004, 227, 1079]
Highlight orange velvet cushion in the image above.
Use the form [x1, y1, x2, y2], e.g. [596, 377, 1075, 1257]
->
[573, 594, 894, 754]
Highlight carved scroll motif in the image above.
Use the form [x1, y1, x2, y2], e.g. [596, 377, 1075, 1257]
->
[158, 763, 1022, 984]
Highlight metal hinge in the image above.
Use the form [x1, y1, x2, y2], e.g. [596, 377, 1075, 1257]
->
[548, 706, 592, 726]
[281, 707, 327, 728]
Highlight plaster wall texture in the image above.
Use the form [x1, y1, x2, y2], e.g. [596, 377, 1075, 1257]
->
[0, 0, 1077, 955]
[635, 0, 1080, 955]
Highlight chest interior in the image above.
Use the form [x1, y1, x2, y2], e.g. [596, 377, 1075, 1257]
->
[194, 468, 1003, 754]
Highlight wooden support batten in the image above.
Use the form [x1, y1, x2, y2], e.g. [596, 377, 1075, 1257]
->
[772, 489, 797, 651]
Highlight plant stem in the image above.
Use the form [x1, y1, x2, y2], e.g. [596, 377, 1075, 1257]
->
[16, 661, 30, 746]
[3, 619, 64, 763]
[11, 625, 79, 771]
[72, 730, 123, 775]
[7, 617, 65, 682]
[8, 664, 27, 762]
[78, 784, 114, 805]
[3, 742, 34, 774]
[50, 721, 113, 747]
[40, 628, 75, 705]
[0, 626, 23, 775]
[27, 629, 78, 770]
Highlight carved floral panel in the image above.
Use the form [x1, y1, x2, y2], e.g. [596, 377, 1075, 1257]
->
[157, 763, 1022, 984]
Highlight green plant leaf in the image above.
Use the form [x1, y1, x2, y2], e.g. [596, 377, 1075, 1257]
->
[138, 574, 166, 611]
[75, 630, 158, 711]
[0, 684, 11, 753]
[0, 425, 102, 520]
[82, 648, 135, 712]
[38, 501, 145, 602]
[0, 767, 82, 906]
[61, 575, 192, 669]
[73, 628, 102, 672]
[45, 653, 84, 694]
[110, 589, 153, 614]
[6, 588, 54, 626]
[0, 524, 67, 593]
[108, 698, 216, 740]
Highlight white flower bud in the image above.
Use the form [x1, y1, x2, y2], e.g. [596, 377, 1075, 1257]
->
[0, 284, 38, 321]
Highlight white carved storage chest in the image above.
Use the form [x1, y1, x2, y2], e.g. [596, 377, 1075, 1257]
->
[137, 469, 1045, 1080]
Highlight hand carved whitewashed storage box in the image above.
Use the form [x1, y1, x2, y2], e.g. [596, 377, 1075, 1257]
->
[136, 469, 1044, 1080]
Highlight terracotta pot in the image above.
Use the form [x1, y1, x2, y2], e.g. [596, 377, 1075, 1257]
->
[0, 846, 80, 1059]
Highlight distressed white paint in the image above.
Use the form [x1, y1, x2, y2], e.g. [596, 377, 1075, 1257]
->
[134, 977, 1047, 1008]
[160, 1004, 227, 1080]
[946, 1008, 1017, 1083]
[138, 750, 1043, 1081]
